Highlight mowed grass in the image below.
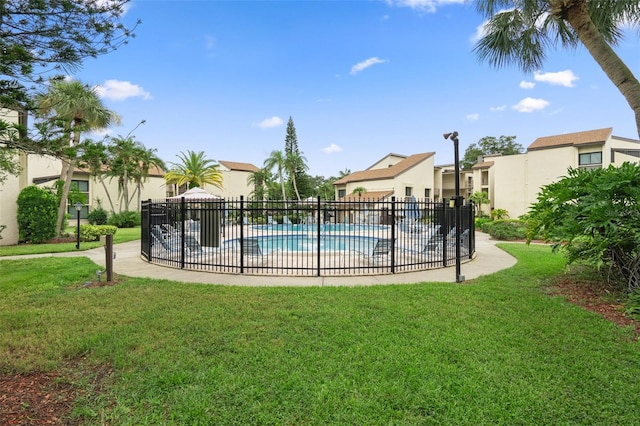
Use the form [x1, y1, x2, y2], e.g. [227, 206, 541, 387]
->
[0, 227, 141, 256]
[1, 244, 639, 425]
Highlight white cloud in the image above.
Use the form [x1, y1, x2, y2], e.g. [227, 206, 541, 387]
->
[323, 143, 343, 154]
[490, 105, 506, 112]
[387, 0, 465, 13]
[94, 80, 152, 101]
[512, 97, 549, 113]
[466, 113, 480, 121]
[534, 70, 578, 87]
[350, 57, 387, 75]
[520, 80, 535, 89]
[253, 116, 283, 128]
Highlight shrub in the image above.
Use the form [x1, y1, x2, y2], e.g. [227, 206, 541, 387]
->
[87, 207, 109, 225]
[481, 219, 527, 241]
[475, 217, 491, 229]
[17, 185, 58, 243]
[79, 224, 117, 242]
[108, 210, 140, 228]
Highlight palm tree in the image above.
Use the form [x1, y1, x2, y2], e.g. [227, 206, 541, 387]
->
[474, 0, 640, 137]
[130, 146, 165, 210]
[264, 150, 287, 201]
[107, 135, 143, 212]
[352, 186, 367, 197]
[37, 78, 119, 235]
[469, 191, 490, 217]
[164, 150, 223, 191]
[77, 139, 117, 212]
[248, 167, 271, 201]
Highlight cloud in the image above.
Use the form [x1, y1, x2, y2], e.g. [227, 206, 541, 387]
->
[490, 105, 506, 112]
[94, 80, 152, 101]
[534, 70, 578, 87]
[512, 97, 549, 113]
[350, 57, 387, 75]
[322, 143, 343, 154]
[387, 0, 465, 13]
[466, 113, 480, 121]
[253, 116, 283, 128]
[520, 80, 535, 89]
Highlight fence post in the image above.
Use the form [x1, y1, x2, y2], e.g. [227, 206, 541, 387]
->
[391, 196, 396, 274]
[442, 201, 448, 268]
[180, 197, 186, 269]
[316, 196, 321, 277]
[240, 195, 244, 274]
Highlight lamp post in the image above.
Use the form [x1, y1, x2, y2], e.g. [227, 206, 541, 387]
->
[443, 131, 465, 283]
[74, 202, 83, 250]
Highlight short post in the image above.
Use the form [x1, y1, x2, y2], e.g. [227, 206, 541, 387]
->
[105, 234, 114, 282]
[74, 202, 83, 250]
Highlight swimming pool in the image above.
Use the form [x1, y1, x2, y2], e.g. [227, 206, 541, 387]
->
[226, 234, 380, 254]
[252, 223, 389, 232]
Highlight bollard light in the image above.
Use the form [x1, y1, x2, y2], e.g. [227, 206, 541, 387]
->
[74, 202, 83, 250]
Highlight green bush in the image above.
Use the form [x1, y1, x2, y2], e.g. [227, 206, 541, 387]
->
[108, 211, 140, 228]
[79, 224, 117, 242]
[481, 219, 527, 241]
[17, 185, 58, 243]
[87, 207, 109, 225]
[475, 217, 491, 229]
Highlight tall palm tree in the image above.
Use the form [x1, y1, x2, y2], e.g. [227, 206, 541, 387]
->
[164, 150, 223, 191]
[77, 139, 117, 212]
[129, 146, 165, 210]
[474, 0, 640, 137]
[107, 135, 143, 212]
[264, 150, 287, 201]
[37, 79, 119, 234]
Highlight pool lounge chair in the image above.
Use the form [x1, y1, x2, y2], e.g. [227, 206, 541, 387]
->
[356, 238, 394, 266]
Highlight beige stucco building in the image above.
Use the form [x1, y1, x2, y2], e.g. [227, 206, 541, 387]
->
[208, 160, 259, 199]
[477, 128, 640, 218]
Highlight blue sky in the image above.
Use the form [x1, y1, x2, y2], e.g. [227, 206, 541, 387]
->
[74, 0, 640, 178]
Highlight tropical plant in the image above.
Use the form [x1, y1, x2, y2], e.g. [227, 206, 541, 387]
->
[283, 117, 310, 201]
[469, 191, 490, 216]
[164, 150, 223, 191]
[248, 167, 272, 201]
[527, 162, 640, 290]
[462, 135, 523, 170]
[473, 0, 640, 137]
[352, 186, 367, 197]
[490, 208, 509, 220]
[36, 79, 119, 235]
[264, 150, 288, 201]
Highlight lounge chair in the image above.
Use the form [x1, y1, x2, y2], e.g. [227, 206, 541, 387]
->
[356, 238, 394, 266]
[283, 215, 292, 225]
[267, 215, 275, 225]
[242, 238, 267, 266]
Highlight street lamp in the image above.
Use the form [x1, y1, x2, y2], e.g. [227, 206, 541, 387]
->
[443, 131, 465, 283]
[74, 202, 83, 250]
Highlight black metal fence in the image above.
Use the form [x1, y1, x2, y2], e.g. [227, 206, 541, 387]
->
[141, 196, 475, 277]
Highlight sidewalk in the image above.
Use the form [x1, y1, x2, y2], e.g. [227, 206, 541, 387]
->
[1, 232, 517, 287]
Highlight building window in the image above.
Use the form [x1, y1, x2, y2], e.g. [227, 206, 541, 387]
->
[405, 187, 413, 196]
[424, 188, 431, 198]
[67, 180, 89, 219]
[338, 189, 346, 199]
[579, 152, 602, 170]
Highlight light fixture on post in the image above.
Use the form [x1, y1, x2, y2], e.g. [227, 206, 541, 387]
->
[74, 202, 83, 250]
[443, 131, 465, 283]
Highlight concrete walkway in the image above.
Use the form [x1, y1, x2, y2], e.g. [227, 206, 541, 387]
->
[1, 232, 517, 287]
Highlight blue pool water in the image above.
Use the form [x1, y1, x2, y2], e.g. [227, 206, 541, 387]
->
[226, 234, 380, 254]
[252, 223, 389, 232]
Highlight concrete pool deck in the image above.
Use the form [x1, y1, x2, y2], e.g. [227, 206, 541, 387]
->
[1, 232, 518, 286]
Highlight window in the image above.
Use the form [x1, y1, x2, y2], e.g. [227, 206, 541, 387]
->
[579, 152, 602, 170]
[338, 189, 346, 199]
[405, 186, 413, 196]
[67, 180, 89, 219]
[424, 188, 431, 198]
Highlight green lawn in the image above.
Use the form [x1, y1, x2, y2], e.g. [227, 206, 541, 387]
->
[1, 243, 639, 425]
[0, 227, 141, 256]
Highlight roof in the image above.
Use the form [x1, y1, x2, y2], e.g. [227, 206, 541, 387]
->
[471, 161, 494, 170]
[334, 152, 435, 185]
[218, 160, 259, 172]
[527, 128, 612, 151]
[339, 190, 394, 202]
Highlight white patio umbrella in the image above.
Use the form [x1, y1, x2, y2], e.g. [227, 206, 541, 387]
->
[168, 187, 221, 200]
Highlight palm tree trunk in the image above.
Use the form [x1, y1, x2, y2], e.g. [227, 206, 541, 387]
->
[561, 0, 640, 137]
[98, 176, 116, 212]
[55, 157, 75, 236]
